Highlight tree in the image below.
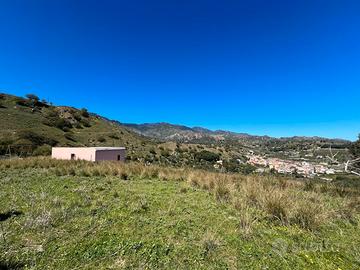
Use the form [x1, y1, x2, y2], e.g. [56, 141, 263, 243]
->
[194, 150, 220, 162]
[81, 108, 89, 118]
[25, 94, 39, 102]
[348, 134, 360, 171]
[349, 134, 360, 158]
[24, 94, 40, 108]
[0, 93, 4, 108]
[328, 134, 360, 176]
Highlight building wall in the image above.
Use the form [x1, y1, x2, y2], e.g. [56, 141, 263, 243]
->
[52, 148, 97, 161]
[95, 149, 126, 161]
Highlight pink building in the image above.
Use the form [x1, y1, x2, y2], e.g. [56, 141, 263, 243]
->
[51, 147, 126, 162]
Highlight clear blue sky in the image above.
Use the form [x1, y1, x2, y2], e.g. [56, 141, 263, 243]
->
[0, 0, 359, 140]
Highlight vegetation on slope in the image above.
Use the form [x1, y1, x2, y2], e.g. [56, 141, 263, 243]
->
[0, 93, 157, 157]
[0, 93, 248, 171]
[1, 157, 360, 269]
[1, 92, 355, 173]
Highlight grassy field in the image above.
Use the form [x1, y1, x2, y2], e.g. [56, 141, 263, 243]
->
[1, 158, 360, 269]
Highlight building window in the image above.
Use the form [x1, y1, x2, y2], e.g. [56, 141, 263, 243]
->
[117, 155, 121, 161]
[71, 153, 75, 160]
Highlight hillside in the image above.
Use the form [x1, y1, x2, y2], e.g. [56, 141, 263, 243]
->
[0, 93, 156, 157]
[124, 122, 349, 146]
[124, 122, 266, 144]
[0, 93, 245, 171]
[125, 122, 351, 160]
[0, 92, 353, 174]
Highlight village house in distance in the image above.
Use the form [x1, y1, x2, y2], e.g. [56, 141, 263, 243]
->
[52, 147, 126, 162]
[247, 154, 337, 177]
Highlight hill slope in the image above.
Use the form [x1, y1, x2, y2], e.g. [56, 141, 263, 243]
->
[0, 93, 156, 156]
[0, 93, 237, 169]
[0, 92, 352, 170]
[124, 122, 349, 145]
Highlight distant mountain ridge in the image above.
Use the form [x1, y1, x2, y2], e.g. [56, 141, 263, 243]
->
[123, 122, 349, 146]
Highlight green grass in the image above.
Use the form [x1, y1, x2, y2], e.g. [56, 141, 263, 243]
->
[1, 160, 360, 269]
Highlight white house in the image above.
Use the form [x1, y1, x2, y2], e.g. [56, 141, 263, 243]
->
[52, 147, 126, 162]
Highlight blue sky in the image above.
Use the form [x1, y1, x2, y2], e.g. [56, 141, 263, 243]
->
[0, 0, 359, 140]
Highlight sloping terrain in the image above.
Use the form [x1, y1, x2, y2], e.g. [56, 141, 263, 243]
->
[124, 122, 351, 163]
[0, 93, 156, 157]
[0, 92, 352, 171]
[125, 123, 349, 146]
[0, 93, 253, 171]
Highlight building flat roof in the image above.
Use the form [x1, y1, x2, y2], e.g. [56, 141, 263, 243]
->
[52, 147, 126, 150]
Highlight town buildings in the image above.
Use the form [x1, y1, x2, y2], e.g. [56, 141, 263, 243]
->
[247, 154, 335, 177]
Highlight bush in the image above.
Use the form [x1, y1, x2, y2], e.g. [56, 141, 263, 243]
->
[264, 193, 289, 224]
[160, 149, 171, 157]
[291, 202, 322, 230]
[97, 136, 106, 143]
[33, 145, 52, 156]
[214, 183, 230, 202]
[238, 164, 256, 175]
[223, 159, 239, 172]
[17, 130, 58, 146]
[81, 119, 91, 127]
[74, 122, 83, 129]
[73, 112, 82, 121]
[55, 119, 72, 131]
[15, 97, 30, 107]
[194, 150, 220, 162]
[64, 133, 77, 142]
[109, 133, 120, 139]
[25, 94, 39, 102]
[81, 108, 89, 118]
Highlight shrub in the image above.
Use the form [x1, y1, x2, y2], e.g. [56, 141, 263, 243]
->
[223, 159, 239, 172]
[64, 133, 77, 142]
[74, 122, 83, 129]
[303, 180, 315, 191]
[109, 133, 120, 139]
[202, 233, 219, 258]
[55, 119, 72, 131]
[291, 202, 323, 230]
[160, 149, 170, 157]
[194, 150, 220, 162]
[25, 94, 40, 102]
[81, 108, 89, 118]
[15, 97, 30, 107]
[73, 112, 82, 121]
[238, 164, 256, 175]
[236, 205, 257, 237]
[81, 119, 91, 127]
[17, 130, 58, 146]
[120, 172, 128, 180]
[264, 192, 289, 224]
[33, 145, 52, 156]
[97, 136, 106, 143]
